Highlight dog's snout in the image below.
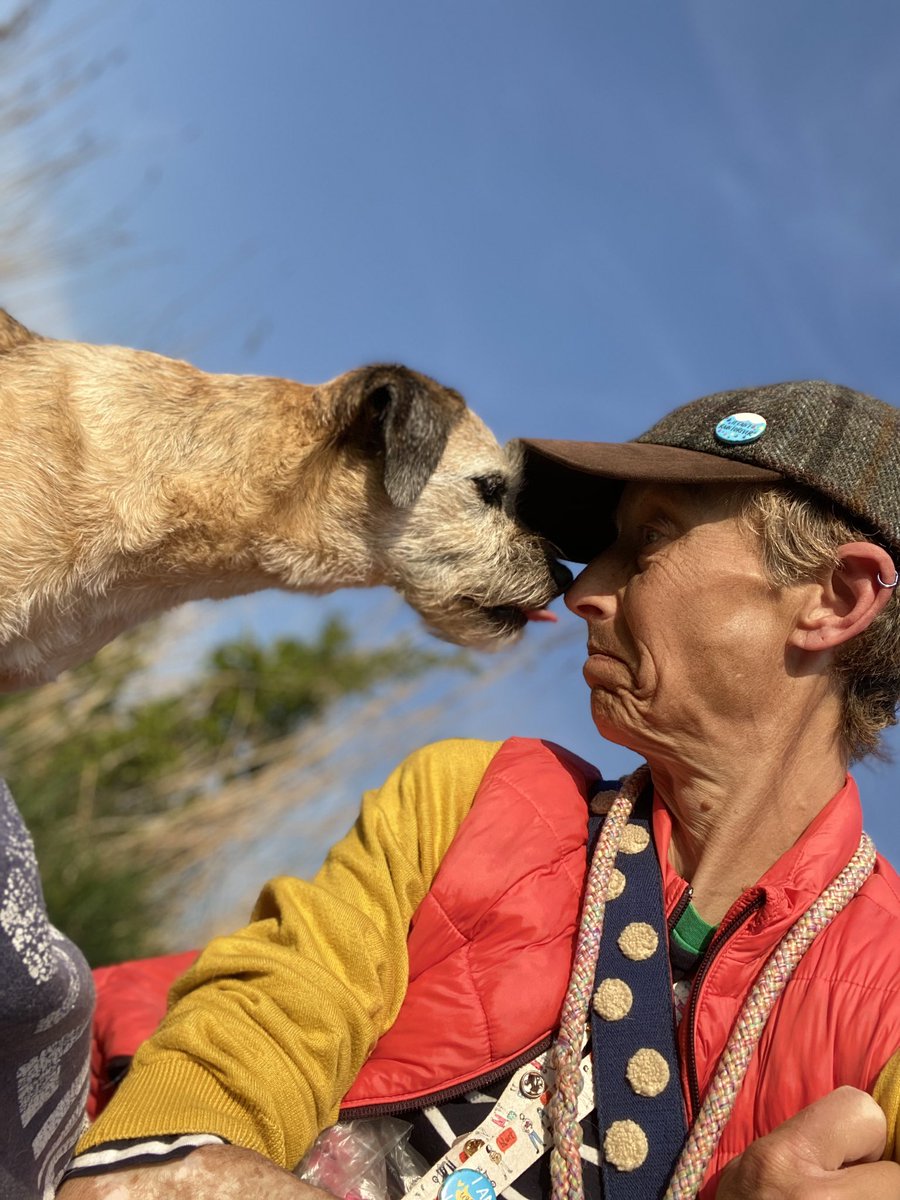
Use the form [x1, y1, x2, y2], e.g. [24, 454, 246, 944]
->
[549, 557, 574, 594]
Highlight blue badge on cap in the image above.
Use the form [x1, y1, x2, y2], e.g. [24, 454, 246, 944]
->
[714, 412, 767, 445]
[440, 1169, 496, 1200]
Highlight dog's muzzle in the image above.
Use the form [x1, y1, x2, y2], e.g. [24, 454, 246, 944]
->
[467, 558, 574, 633]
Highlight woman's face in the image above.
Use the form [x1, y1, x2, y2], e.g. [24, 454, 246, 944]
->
[565, 482, 808, 760]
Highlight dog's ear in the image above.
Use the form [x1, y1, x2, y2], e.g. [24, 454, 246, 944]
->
[344, 366, 466, 508]
[0, 310, 41, 353]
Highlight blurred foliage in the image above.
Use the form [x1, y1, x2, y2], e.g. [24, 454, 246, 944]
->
[0, 617, 456, 966]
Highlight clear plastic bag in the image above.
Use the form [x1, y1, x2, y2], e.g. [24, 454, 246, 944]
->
[295, 1116, 430, 1200]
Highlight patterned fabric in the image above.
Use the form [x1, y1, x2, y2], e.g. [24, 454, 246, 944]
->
[409, 1079, 604, 1200]
[0, 780, 94, 1198]
[61, 1133, 228, 1180]
[670, 981, 692, 1028]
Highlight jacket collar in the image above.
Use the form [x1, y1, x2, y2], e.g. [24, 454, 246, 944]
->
[651, 774, 863, 933]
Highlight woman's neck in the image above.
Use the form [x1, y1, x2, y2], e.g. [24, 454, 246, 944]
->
[646, 704, 847, 925]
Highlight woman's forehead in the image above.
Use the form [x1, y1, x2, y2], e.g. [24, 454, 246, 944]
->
[616, 480, 748, 522]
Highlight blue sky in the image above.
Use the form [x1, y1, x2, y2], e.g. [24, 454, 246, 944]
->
[6, 1, 900, 920]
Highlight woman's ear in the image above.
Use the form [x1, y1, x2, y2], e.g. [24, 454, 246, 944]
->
[790, 542, 897, 652]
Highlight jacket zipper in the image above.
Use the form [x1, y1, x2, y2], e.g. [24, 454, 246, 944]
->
[685, 892, 765, 1119]
[338, 1034, 554, 1122]
[667, 882, 694, 933]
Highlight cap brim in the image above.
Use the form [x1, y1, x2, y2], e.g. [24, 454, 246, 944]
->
[516, 438, 783, 563]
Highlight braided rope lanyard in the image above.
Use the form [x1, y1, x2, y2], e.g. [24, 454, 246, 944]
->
[549, 765, 650, 1200]
[664, 829, 876, 1199]
[548, 765, 877, 1200]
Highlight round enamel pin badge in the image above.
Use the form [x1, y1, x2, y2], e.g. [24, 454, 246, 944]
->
[714, 412, 767, 445]
[440, 1168, 496, 1200]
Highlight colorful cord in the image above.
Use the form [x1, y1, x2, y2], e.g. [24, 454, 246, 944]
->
[664, 830, 875, 1198]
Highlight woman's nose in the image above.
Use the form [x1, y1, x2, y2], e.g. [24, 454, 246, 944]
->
[565, 557, 617, 620]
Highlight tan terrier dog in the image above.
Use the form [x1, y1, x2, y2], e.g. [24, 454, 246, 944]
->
[0, 311, 569, 689]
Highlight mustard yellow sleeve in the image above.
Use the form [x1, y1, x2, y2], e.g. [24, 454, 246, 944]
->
[874, 1048, 900, 1162]
[77, 737, 502, 1169]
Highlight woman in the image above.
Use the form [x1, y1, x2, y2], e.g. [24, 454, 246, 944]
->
[61, 380, 900, 1199]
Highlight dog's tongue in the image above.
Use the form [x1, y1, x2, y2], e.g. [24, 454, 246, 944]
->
[525, 607, 558, 623]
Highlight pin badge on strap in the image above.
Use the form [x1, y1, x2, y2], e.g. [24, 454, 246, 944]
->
[403, 1035, 594, 1200]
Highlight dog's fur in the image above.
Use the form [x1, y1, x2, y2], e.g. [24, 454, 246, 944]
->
[0, 310, 567, 690]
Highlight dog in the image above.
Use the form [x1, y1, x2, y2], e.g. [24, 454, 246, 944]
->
[0, 310, 570, 690]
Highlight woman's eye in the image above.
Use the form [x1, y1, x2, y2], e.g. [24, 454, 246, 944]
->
[639, 526, 662, 547]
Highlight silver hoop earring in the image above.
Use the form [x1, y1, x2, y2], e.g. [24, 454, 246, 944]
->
[877, 570, 900, 589]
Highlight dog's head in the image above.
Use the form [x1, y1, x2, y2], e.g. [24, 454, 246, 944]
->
[0, 329, 570, 686]
[308, 365, 572, 648]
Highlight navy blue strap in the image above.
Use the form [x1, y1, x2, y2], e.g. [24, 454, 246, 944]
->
[587, 780, 688, 1199]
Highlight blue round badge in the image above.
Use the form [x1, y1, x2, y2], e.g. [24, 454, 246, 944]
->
[439, 1168, 497, 1200]
[714, 412, 767, 445]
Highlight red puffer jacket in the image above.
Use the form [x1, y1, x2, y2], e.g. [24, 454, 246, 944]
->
[89, 739, 900, 1196]
[339, 740, 900, 1196]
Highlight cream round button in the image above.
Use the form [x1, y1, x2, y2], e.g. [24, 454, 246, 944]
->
[606, 867, 626, 900]
[626, 1047, 670, 1097]
[603, 1119, 649, 1171]
[618, 921, 659, 961]
[592, 977, 633, 1020]
[618, 824, 650, 854]
[591, 790, 616, 815]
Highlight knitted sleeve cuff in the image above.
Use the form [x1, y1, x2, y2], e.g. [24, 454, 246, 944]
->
[874, 1046, 900, 1163]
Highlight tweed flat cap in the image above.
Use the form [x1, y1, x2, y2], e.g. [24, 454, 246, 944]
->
[517, 380, 900, 563]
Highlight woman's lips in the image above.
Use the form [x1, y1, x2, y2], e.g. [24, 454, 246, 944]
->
[583, 647, 625, 684]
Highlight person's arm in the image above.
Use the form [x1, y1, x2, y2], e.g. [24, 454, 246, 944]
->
[57, 1144, 333, 1199]
[716, 1086, 900, 1198]
[68, 739, 501, 1177]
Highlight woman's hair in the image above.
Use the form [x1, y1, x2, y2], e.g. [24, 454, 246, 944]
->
[739, 485, 900, 762]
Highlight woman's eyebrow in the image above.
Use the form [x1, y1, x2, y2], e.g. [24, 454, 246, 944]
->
[618, 494, 682, 527]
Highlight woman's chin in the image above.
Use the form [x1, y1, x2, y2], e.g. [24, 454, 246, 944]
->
[590, 700, 636, 748]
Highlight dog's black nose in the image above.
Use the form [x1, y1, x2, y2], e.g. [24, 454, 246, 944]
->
[550, 558, 574, 593]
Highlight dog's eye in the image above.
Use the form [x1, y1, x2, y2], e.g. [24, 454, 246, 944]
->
[472, 473, 507, 508]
